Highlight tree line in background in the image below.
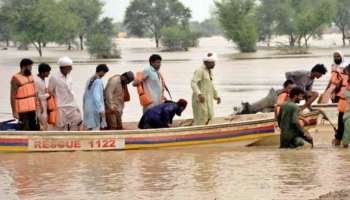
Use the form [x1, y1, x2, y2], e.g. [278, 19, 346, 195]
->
[124, 0, 190, 51]
[0, 0, 118, 58]
[0, 0, 221, 55]
[2, 0, 349, 56]
[216, 0, 350, 52]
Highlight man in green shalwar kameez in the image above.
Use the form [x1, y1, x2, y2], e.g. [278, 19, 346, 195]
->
[277, 87, 314, 148]
[191, 53, 221, 126]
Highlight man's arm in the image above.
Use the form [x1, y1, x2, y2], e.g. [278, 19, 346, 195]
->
[191, 69, 202, 95]
[133, 69, 150, 86]
[10, 78, 19, 118]
[105, 78, 124, 112]
[293, 106, 305, 136]
[92, 80, 105, 114]
[285, 71, 295, 82]
[191, 69, 205, 103]
[213, 83, 221, 104]
[47, 76, 56, 96]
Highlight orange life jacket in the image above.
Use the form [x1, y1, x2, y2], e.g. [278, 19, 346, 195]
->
[135, 71, 153, 107]
[275, 92, 289, 116]
[330, 65, 342, 85]
[337, 71, 348, 112]
[47, 94, 57, 125]
[135, 71, 167, 107]
[13, 73, 37, 113]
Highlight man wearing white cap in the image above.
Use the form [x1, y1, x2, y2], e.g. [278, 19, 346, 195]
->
[48, 56, 82, 131]
[191, 53, 221, 125]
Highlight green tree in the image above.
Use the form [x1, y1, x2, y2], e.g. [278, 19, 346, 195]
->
[335, 0, 350, 46]
[273, 0, 335, 48]
[86, 17, 119, 58]
[91, 17, 116, 37]
[256, 0, 278, 47]
[124, 0, 191, 48]
[53, 1, 83, 50]
[190, 18, 223, 37]
[2, 0, 63, 56]
[0, 12, 12, 47]
[62, 0, 103, 50]
[294, 0, 335, 48]
[216, 0, 258, 52]
[161, 25, 200, 51]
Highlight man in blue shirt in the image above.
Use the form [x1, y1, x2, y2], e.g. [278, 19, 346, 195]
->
[138, 99, 187, 129]
[134, 54, 167, 112]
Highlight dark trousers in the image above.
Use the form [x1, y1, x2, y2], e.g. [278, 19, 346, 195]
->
[19, 111, 39, 131]
[335, 112, 344, 140]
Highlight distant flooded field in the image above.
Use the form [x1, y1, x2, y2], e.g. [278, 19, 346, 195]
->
[1, 35, 350, 200]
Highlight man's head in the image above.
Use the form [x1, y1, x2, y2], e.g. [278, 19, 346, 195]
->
[149, 54, 162, 71]
[121, 71, 135, 85]
[176, 99, 188, 116]
[20, 58, 34, 76]
[96, 64, 109, 78]
[58, 56, 73, 76]
[289, 87, 305, 104]
[203, 53, 217, 69]
[311, 64, 327, 79]
[334, 51, 343, 65]
[38, 63, 51, 78]
[283, 80, 295, 93]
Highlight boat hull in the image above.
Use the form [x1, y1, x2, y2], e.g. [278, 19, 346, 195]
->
[0, 119, 276, 152]
[0, 109, 324, 153]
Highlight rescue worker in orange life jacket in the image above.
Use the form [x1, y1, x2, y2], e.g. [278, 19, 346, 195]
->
[334, 64, 350, 146]
[274, 80, 295, 118]
[10, 59, 39, 131]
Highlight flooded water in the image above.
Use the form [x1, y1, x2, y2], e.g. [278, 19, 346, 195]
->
[0, 36, 350, 199]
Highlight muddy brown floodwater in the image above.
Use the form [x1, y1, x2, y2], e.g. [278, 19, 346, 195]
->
[1, 36, 350, 199]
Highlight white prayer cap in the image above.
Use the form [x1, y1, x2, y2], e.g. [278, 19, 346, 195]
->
[203, 53, 218, 62]
[58, 56, 73, 67]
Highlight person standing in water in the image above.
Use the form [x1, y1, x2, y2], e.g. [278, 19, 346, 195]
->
[320, 51, 349, 104]
[340, 65, 350, 148]
[278, 87, 313, 148]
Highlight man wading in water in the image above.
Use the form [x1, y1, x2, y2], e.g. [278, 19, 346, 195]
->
[278, 87, 314, 148]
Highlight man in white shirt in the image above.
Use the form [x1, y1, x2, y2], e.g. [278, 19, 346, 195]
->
[34, 63, 51, 130]
[48, 56, 82, 131]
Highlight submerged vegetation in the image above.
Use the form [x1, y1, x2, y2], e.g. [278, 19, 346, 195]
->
[215, 0, 346, 53]
[0, 0, 118, 57]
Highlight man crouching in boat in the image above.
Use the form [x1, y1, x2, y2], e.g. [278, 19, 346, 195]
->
[138, 99, 187, 129]
[278, 87, 313, 148]
[285, 64, 327, 111]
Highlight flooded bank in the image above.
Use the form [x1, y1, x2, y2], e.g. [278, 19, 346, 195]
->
[1, 36, 350, 199]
